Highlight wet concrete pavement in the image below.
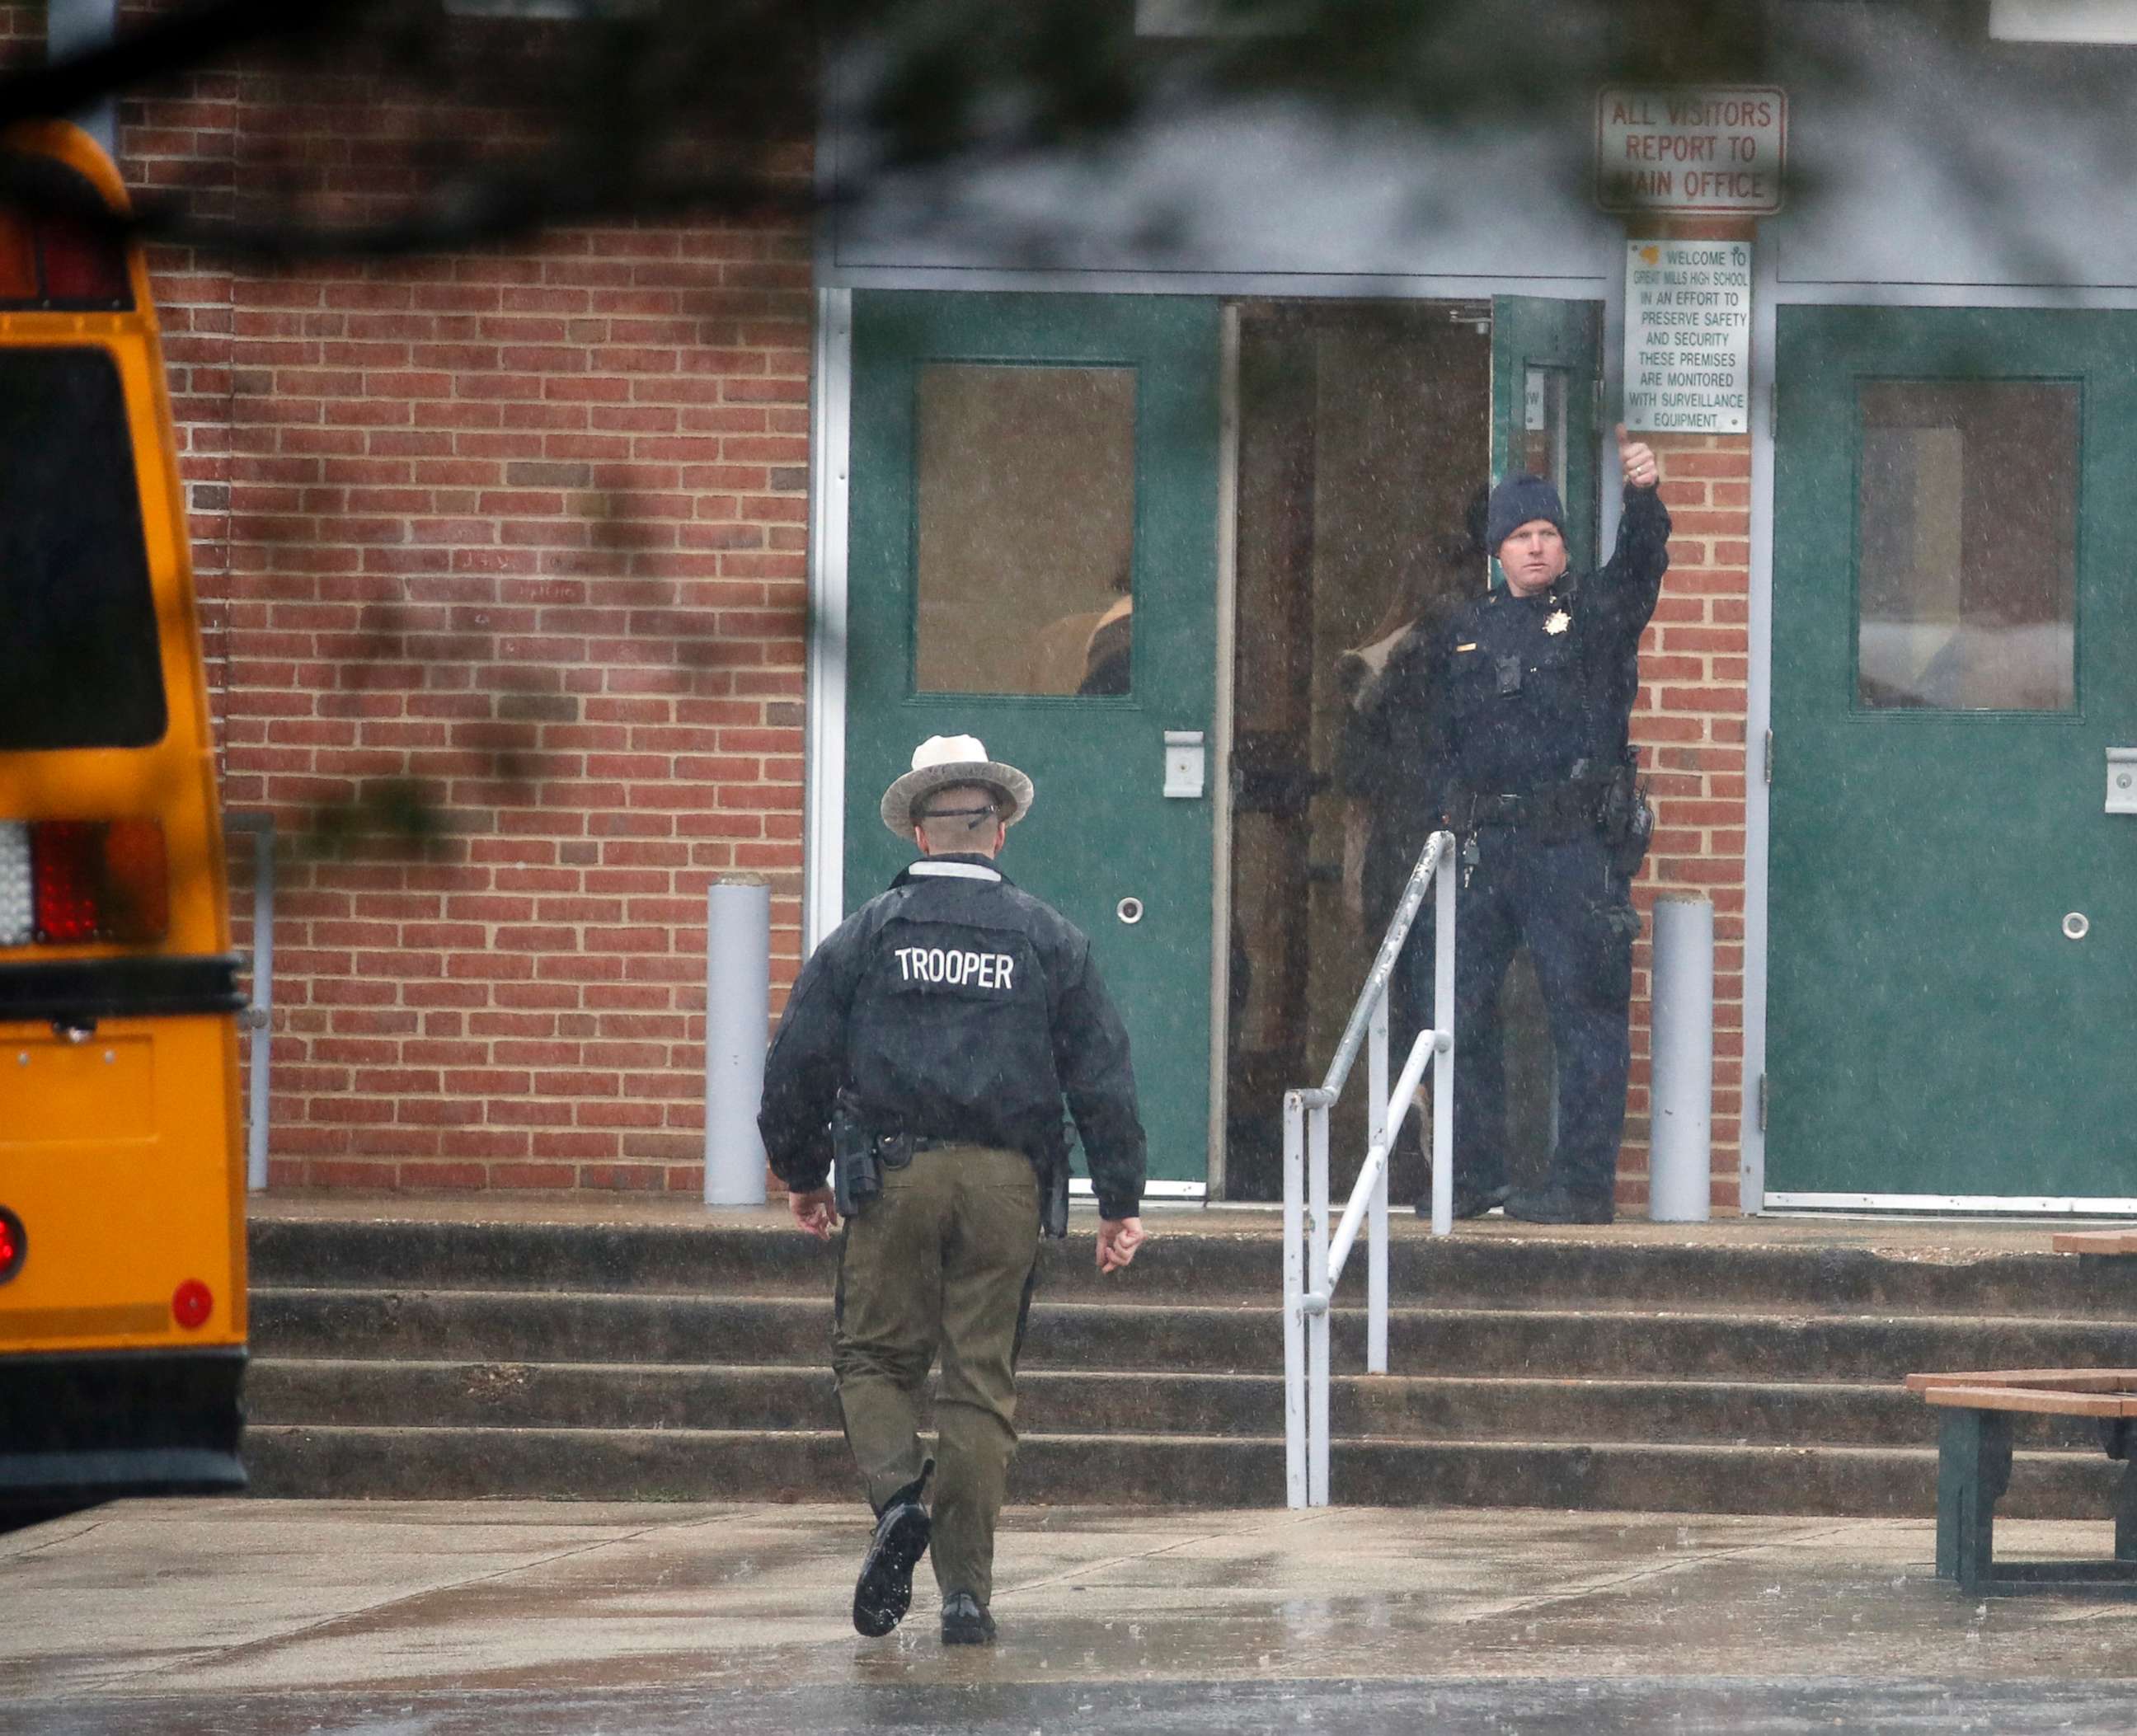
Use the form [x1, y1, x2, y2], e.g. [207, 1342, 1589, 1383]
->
[6, 1500, 2137, 1733]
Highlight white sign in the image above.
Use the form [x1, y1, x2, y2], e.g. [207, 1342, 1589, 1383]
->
[1596, 87, 1786, 213]
[1623, 241, 1752, 435]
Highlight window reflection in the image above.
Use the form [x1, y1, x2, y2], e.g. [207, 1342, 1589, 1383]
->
[1857, 381, 2078, 712]
[914, 363, 1137, 697]
[1519, 365, 1568, 501]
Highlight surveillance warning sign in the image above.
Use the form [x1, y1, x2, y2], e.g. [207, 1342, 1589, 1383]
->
[1623, 240, 1751, 436]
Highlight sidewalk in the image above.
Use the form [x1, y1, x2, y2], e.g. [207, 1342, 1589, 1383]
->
[6, 1499, 2137, 1733]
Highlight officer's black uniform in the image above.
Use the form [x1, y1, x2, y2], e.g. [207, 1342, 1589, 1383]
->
[1423, 483, 1671, 1217]
[758, 849, 1145, 1630]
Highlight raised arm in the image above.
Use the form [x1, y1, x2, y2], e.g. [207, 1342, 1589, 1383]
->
[1593, 423, 1673, 642]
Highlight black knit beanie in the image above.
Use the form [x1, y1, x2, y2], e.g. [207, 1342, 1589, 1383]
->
[1485, 473, 1566, 554]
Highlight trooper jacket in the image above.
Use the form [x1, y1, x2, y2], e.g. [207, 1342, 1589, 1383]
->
[757, 854, 1147, 1220]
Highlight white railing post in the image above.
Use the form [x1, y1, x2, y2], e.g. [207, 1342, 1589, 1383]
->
[1308, 1100, 1332, 1507]
[1430, 839, 1458, 1237]
[1366, 983, 1389, 1375]
[1283, 1091, 1307, 1509]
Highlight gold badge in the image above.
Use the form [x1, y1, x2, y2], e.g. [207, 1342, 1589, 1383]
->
[1455, 642, 1477, 653]
[1544, 610, 1571, 636]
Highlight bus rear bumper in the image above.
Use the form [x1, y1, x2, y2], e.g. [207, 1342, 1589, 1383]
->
[0, 1345, 246, 1506]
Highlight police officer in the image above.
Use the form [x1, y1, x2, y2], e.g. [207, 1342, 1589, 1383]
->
[1424, 426, 1670, 1225]
[757, 734, 1148, 1647]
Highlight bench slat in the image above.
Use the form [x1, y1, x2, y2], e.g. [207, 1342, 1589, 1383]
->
[1905, 1369, 2137, 1395]
[1919, 1382, 2135, 1418]
[2051, 1229, 2137, 1255]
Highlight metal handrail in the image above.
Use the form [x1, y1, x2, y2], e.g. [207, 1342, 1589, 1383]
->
[1313, 832, 1448, 1102]
[1303, 1024, 1444, 1315]
[1283, 828, 1457, 1508]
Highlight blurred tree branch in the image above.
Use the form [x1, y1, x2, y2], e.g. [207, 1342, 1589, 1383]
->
[0, 0, 1868, 259]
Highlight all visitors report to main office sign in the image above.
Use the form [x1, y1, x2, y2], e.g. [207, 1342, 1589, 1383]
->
[1595, 87, 1786, 213]
[1624, 241, 1751, 436]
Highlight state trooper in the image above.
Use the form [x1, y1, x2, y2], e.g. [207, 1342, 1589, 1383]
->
[1424, 425, 1670, 1225]
[757, 734, 1148, 1647]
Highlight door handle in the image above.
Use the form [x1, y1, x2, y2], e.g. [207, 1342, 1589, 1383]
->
[1163, 730, 1205, 800]
[2108, 748, 2137, 814]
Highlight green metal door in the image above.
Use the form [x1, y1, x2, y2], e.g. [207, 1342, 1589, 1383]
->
[846, 292, 1221, 1191]
[1491, 297, 1604, 574]
[1770, 306, 2137, 1204]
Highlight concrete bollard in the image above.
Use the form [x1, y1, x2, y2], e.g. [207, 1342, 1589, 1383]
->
[704, 877, 770, 1206]
[1648, 890, 1713, 1222]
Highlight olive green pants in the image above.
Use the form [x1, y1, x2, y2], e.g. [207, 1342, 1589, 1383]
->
[833, 1142, 1040, 1607]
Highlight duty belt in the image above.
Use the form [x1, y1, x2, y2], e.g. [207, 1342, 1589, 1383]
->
[1454, 780, 1606, 835]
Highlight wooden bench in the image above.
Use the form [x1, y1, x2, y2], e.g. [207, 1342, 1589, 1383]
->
[1905, 1369, 2137, 1593]
[2050, 1230, 2137, 1256]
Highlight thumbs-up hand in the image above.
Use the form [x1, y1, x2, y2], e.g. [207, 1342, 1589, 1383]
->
[1618, 423, 1659, 490]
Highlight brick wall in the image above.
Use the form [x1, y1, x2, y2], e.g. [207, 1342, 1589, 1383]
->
[1618, 219, 1754, 1214]
[115, 33, 815, 1194]
[1619, 434, 1750, 1213]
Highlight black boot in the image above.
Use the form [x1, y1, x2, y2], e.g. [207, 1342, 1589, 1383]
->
[852, 1463, 932, 1637]
[941, 1590, 998, 1645]
[1417, 1180, 1509, 1220]
[1504, 1183, 1614, 1225]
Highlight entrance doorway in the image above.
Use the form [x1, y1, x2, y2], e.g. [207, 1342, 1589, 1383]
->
[1220, 298, 1601, 1201]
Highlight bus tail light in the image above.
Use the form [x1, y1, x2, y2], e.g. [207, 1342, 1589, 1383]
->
[171, 1279, 212, 1329]
[0, 211, 33, 299]
[0, 819, 168, 946]
[0, 1208, 23, 1284]
[0, 150, 134, 311]
[37, 210, 129, 304]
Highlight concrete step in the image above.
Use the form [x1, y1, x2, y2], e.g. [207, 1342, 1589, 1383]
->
[238, 1214, 2137, 1518]
[239, 1422, 2123, 1521]
[247, 1217, 2137, 1318]
[251, 1286, 2137, 1382]
[247, 1360, 2112, 1453]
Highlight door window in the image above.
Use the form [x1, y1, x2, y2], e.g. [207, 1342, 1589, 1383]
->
[1519, 364, 1570, 500]
[1856, 380, 2078, 712]
[913, 362, 1138, 697]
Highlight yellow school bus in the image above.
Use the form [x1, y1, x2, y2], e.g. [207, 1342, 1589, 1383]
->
[0, 121, 246, 1525]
